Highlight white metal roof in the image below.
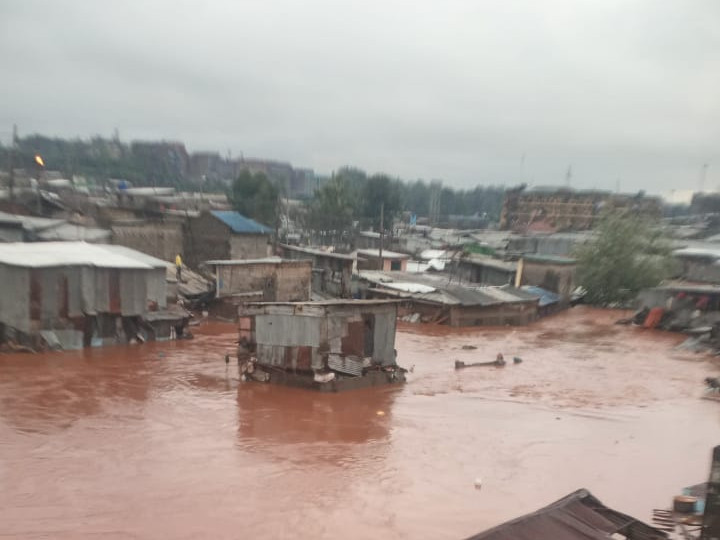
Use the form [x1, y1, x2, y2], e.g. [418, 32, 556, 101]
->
[205, 257, 294, 266]
[674, 247, 720, 260]
[0, 242, 165, 269]
[356, 248, 410, 259]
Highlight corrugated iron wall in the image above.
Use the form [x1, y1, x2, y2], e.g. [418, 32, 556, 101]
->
[0, 266, 30, 332]
[255, 314, 321, 347]
[0, 263, 162, 335]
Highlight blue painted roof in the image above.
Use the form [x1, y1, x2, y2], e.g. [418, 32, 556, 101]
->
[210, 211, 272, 234]
[521, 285, 561, 307]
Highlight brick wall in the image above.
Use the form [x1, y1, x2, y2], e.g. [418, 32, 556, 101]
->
[111, 222, 183, 262]
[229, 234, 270, 260]
[184, 212, 231, 267]
[216, 260, 311, 301]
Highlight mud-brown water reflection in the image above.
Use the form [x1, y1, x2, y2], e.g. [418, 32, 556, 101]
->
[1, 307, 719, 539]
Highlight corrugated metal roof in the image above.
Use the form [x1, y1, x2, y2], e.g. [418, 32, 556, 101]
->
[0, 211, 23, 226]
[674, 246, 720, 260]
[210, 210, 272, 234]
[0, 242, 165, 269]
[245, 299, 399, 307]
[464, 489, 666, 540]
[356, 248, 410, 259]
[104, 244, 169, 268]
[359, 271, 538, 307]
[462, 256, 517, 272]
[281, 244, 356, 261]
[521, 286, 560, 307]
[205, 257, 284, 265]
[36, 223, 111, 242]
[523, 254, 577, 265]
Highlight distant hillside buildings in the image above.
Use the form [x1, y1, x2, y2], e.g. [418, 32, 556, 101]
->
[3, 135, 317, 199]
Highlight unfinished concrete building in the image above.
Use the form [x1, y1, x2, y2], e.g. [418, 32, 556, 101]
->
[500, 186, 661, 232]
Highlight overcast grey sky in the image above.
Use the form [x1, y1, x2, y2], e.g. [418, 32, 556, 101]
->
[1, 0, 718, 195]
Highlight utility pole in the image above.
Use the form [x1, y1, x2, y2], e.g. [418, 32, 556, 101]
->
[700, 163, 709, 193]
[565, 165, 572, 188]
[8, 124, 17, 202]
[379, 201, 384, 259]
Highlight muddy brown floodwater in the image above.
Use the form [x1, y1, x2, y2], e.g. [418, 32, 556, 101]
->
[1, 306, 719, 539]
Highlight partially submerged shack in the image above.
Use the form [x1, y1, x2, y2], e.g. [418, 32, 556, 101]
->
[464, 488, 666, 540]
[358, 271, 541, 327]
[0, 242, 189, 350]
[237, 300, 405, 392]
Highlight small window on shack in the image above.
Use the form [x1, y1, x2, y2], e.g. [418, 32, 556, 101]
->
[390, 260, 401, 271]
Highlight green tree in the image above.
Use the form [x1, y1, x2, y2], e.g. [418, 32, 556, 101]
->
[574, 211, 675, 305]
[361, 174, 402, 231]
[228, 170, 279, 227]
[305, 175, 357, 245]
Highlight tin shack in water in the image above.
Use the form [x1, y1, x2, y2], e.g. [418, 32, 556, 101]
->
[236, 300, 405, 392]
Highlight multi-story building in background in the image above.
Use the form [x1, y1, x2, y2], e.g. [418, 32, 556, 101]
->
[499, 185, 662, 232]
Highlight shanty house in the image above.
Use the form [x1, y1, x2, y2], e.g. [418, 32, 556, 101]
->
[238, 300, 403, 391]
[464, 489, 665, 540]
[184, 210, 272, 267]
[0, 242, 169, 349]
[355, 249, 410, 272]
[0, 210, 110, 243]
[281, 244, 354, 298]
[517, 254, 577, 301]
[205, 257, 312, 302]
[455, 256, 517, 286]
[359, 270, 540, 327]
[673, 247, 720, 284]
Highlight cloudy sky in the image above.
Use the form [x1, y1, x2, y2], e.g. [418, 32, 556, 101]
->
[1, 1, 718, 194]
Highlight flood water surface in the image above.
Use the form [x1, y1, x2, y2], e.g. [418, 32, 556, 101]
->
[1, 307, 719, 539]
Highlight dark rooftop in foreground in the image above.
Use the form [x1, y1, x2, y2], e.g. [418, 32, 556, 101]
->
[464, 488, 666, 540]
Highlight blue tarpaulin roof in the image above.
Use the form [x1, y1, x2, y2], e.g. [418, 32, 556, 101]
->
[522, 285, 561, 307]
[210, 211, 272, 234]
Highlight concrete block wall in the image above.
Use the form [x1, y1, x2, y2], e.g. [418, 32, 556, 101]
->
[111, 222, 183, 262]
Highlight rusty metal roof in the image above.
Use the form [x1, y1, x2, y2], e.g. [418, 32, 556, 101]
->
[464, 489, 666, 540]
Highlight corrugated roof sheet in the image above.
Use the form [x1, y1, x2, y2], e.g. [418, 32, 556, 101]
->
[464, 489, 666, 540]
[281, 244, 356, 261]
[674, 247, 720, 260]
[522, 285, 561, 307]
[0, 242, 165, 269]
[462, 256, 517, 272]
[36, 223, 111, 242]
[359, 271, 538, 307]
[210, 210, 272, 234]
[356, 248, 410, 259]
[206, 257, 283, 265]
[523, 254, 577, 265]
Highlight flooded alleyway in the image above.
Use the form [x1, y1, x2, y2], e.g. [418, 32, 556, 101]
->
[1, 306, 719, 539]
